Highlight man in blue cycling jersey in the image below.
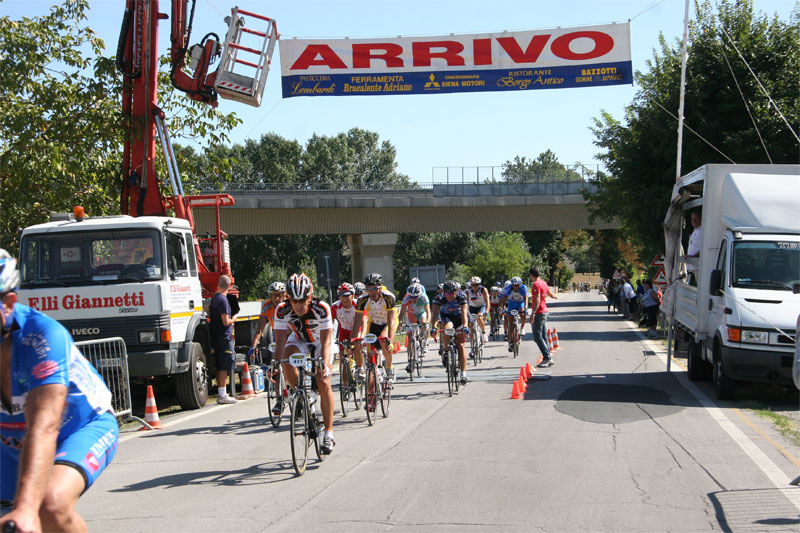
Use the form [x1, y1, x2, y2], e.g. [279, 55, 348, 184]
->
[0, 250, 118, 533]
[501, 276, 529, 352]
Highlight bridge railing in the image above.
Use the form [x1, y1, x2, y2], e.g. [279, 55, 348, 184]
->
[191, 179, 598, 197]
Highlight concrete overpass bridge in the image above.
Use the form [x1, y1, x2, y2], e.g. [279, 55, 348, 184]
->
[192, 181, 617, 289]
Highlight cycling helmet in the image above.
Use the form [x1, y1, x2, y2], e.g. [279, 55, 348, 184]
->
[490, 286, 499, 293]
[407, 284, 424, 297]
[443, 280, 459, 293]
[337, 282, 355, 296]
[0, 249, 20, 294]
[495, 281, 502, 287]
[353, 282, 366, 296]
[510, 276, 522, 285]
[286, 273, 313, 300]
[504, 280, 512, 287]
[410, 277, 420, 284]
[268, 281, 285, 294]
[469, 276, 481, 285]
[437, 283, 444, 291]
[364, 272, 383, 287]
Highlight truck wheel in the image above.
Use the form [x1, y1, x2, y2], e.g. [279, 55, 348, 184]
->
[687, 341, 705, 381]
[176, 342, 209, 410]
[713, 346, 736, 401]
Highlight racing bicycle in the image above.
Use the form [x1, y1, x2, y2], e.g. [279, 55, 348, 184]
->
[287, 348, 327, 476]
[508, 309, 522, 358]
[489, 306, 501, 340]
[405, 323, 424, 380]
[264, 343, 289, 428]
[355, 334, 391, 426]
[439, 326, 461, 397]
[468, 313, 484, 366]
[337, 339, 362, 417]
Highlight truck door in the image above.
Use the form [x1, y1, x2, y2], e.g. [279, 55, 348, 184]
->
[708, 238, 728, 346]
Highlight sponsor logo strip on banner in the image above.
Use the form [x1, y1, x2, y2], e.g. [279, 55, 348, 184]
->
[280, 23, 632, 98]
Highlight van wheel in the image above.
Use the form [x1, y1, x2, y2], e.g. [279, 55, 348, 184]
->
[176, 342, 209, 410]
[713, 346, 736, 401]
[687, 340, 705, 381]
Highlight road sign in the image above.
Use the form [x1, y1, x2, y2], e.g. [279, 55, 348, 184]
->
[651, 254, 665, 267]
[409, 265, 446, 292]
[654, 267, 668, 288]
[315, 251, 340, 299]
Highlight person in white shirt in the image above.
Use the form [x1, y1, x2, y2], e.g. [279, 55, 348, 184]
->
[685, 211, 702, 285]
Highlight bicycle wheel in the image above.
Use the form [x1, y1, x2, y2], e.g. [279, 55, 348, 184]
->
[381, 371, 391, 418]
[267, 366, 285, 428]
[365, 364, 378, 426]
[376, 367, 387, 418]
[311, 396, 326, 463]
[407, 339, 416, 382]
[446, 349, 455, 397]
[471, 332, 479, 367]
[415, 338, 423, 379]
[339, 356, 351, 417]
[290, 394, 309, 476]
[452, 348, 461, 393]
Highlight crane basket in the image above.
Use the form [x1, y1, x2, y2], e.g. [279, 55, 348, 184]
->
[214, 7, 278, 107]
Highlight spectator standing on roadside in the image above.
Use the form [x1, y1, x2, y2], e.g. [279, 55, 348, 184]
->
[210, 275, 238, 404]
[621, 278, 636, 319]
[529, 266, 557, 367]
[641, 279, 661, 338]
[685, 210, 702, 285]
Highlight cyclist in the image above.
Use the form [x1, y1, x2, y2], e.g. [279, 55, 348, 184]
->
[353, 273, 398, 383]
[332, 282, 357, 350]
[431, 280, 470, 385]
[465, 276, 490, 345]
[249, 281, 286, 361]
[488, 285, 502, 337]
[0, 250, 118, 532]
[273, 273, 336, 455]
[399, 283, 431, 372]
[353, 282, 366, 299]
[502, 276, 529, 352]
[410, 277, 421, 285]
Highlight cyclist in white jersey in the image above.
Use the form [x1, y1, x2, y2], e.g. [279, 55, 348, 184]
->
[465, 276, 490, 344]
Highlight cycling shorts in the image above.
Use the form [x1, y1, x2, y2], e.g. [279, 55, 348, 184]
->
[468, 304, 486, 315]
[439, 313, 464, 330]
[1, 411, 118, 501]
[405, 311, 426, 326]
[368, 322, 388, 338]
[284, 334, 333, 367]
[337, 328, 352, 344]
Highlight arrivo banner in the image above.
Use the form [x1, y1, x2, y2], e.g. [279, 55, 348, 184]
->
[280, 23, 631, 98]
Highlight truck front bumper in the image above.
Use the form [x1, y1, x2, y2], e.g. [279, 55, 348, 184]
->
[721, 345, 794, 385]
[127, 348, 184, 378]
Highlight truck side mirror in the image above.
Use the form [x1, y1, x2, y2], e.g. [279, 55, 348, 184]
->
[709, 269, 722, 296]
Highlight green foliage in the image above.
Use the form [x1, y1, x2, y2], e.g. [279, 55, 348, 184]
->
[558, 266, 575, 291]
[586, 0, 800, 259]
[521, 231, 563, 285]
[446, 263, 472, 286]
[241, 263, 288, 302]
[501, 150, 587, 183]
[393, 232, 479, 290]
[467, 232, 533, 284]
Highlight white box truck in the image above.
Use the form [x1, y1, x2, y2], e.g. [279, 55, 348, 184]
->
[664, 164, 800, 399]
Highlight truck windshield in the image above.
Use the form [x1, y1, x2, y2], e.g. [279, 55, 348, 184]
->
[21, 230, 163, 288]
[732, 241, 800, 291]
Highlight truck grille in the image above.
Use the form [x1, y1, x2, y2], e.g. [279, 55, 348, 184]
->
[60, 314, 169, 349]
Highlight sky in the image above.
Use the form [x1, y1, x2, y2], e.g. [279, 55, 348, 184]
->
[4, 0, 797, 183]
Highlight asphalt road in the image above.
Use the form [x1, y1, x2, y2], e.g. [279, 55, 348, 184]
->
[78, 292, 800, 531]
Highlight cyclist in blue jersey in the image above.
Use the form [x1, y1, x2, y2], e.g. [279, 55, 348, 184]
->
[502, 276, 529, 352]
[430, 280, 470, 384]
[0, 250, 118, 533]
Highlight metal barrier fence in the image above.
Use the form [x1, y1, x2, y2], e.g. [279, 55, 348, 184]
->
[75, 337, 149, 428]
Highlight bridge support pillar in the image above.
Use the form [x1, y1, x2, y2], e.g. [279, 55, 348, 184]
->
[347, 233, 397, 292]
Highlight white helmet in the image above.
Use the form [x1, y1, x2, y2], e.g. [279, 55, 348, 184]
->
[469, 276, 481, 286]
[407, 284, 424, 297]
[504, 280, 512, 287]
[286, 273, 313, 300]
[0, 249, 20, 294]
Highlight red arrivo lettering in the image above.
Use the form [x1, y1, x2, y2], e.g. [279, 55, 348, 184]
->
[551, 31, 613, 60]
[291, 44, 347, 70]
[472, 38, 492, 66]
[352, 43, 404, 68]
[496, 35, 550, 63]
[412, 41, 465, 67]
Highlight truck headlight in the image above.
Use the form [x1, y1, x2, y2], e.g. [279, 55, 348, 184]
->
[741, 330, 768, 344]
[139, 331, 157, 344]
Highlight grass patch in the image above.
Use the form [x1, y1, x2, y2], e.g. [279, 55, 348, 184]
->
[747, 406, 800, 447]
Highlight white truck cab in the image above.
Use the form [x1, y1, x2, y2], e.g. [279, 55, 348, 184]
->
[666, 164, 800, 399]
[18, 214, 213, 409]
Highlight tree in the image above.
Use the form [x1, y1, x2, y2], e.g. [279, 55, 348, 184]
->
[393, 232, 479, 291]
[585, 0, 799, 258]
[467, 232, 533, 284]
[1, 0, 243, 253]
[501, 150, 585, 183]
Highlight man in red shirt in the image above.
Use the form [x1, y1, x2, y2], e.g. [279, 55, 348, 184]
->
[529, 266, 557, 367]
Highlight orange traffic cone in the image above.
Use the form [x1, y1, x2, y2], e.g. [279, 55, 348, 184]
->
[518, 366, 528, 383]
[511, 380, 521, 399]
[238, 362, 256, 400]
[394, 341, 402, 354]
[525, 363, 535, 379]
[517, 376, 528, 393]
[547, 329, 553, 347]
[140, 385, 164, 430]
[552, 328, 561, 351]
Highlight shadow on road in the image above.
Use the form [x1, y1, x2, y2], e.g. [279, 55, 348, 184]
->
[109, 460, 303, 490]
